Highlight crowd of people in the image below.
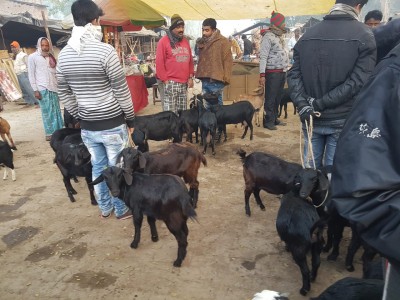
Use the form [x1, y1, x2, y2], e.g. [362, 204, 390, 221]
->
[6, 0, 400, 297]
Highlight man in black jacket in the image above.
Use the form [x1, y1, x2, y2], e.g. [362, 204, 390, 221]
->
[287, 0, 376, 168]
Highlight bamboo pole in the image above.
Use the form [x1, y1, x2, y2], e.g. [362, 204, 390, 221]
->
[41, 10, 54, 53]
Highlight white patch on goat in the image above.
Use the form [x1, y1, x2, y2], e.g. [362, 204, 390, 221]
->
[3, 168, 7, 180]
[11, 169, 16, 181]
[252, 290, 285, 300]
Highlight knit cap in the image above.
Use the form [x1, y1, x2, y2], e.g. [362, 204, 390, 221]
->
[270, 11, 286, 29]
[170, 14, 184, 30]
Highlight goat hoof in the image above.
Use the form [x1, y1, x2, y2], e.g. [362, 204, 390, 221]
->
[299, 288, 309, 296]
[151, 236, 159, 242]
[260, 206, 266, 211]
[130, 241, 139, 249]
[212, 152, 216, 156]
[245, 210, 251, 217]
[173, 260, 182, 267]
[69, 198, 76, 203]
[346, 265, 355, 272]
[327, 254, 338, 261]
[91, 200, 98, 206]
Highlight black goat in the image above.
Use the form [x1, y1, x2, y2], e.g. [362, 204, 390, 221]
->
[276, 168, 327, 296]
[52, 130, 96, 205]
[199, 94, 255, 142]
[63, 108, 80, 129]
[199, 110, 217, 155]
[237, 150, 329, 216]
[133, 111, 182, 152]
[117, 144, 207, 208]
[91, 166, 196, 267]
[278, 88, 296, 119]
[0, 140, 15, 181]
[178, 105, 199, 143]
[311, 277, 384, 300]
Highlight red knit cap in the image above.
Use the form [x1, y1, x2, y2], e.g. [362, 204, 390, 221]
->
[270, 11, 286, 29]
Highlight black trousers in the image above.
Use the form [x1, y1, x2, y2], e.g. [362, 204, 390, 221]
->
[264, 72, 286, 126]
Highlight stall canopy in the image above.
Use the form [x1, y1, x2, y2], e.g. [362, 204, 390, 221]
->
[62, 0, 166, 30]
[96, 0, 165, 27]
[141, 0, 335, 20]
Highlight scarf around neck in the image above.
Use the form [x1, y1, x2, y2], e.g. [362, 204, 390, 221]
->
[196, 29, 219, 50]
[167, 30, 183, 48]
[68, 23, 102, 55]
[329, 3, 359, 20]
[36, 37, 56, 68]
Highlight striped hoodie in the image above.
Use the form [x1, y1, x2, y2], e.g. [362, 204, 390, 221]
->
[57, 37, 134, 131]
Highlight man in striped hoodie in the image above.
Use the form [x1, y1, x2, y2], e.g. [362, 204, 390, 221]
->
[57, 0, 134, 220]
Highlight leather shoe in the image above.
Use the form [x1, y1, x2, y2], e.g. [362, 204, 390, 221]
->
[264, 124, 277, 130]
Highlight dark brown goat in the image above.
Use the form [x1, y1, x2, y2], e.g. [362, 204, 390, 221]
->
[237, 149, 329, 216]
[117, 142, 207, 208]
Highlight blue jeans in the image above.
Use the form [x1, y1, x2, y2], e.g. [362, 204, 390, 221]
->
[17, 72, 38, 105]
[302, 125, 342, 169]
[242, 55, 251, 62]
[201, 80, 225, 106]
[81, 124, 130, 217]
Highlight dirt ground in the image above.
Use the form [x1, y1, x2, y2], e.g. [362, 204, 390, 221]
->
[0, 91, 361, 300]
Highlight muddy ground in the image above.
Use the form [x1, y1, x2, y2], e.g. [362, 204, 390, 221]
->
[0, 92, 361, 300]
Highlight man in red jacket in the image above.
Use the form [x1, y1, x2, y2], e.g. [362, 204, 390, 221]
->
[156, 14, 194, 114]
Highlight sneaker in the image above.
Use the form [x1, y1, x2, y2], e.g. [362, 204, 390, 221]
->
[117, 209, 133, 220]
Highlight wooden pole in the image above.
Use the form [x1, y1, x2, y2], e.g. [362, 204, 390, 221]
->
[41, 10, 54, 53]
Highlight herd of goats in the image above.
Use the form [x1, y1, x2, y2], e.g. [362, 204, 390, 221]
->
[0, 94, 383, 299]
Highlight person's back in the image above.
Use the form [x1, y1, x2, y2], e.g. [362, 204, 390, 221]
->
[243, 37, 253, 56]
[292, 9, 376, 123]
[57, 40, 131, 129]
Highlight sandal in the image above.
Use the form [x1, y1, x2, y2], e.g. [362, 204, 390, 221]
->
[99, 213, 112, 219]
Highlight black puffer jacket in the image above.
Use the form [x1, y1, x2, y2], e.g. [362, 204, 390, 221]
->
[287, 14, 376, 126]
[331, 43, 400, 267]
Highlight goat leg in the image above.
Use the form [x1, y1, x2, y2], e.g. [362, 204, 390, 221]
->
[311, 228, 324, 281]
[194, 127, 199, 143]
[147, 216, 159, 242]
[166, 221, 188, 267]
[130, 212, 143, 249]
[62, 176, 76, 202]
[327, 222, 345, 261]
[85, 176, 98, 206]
[253, 188, 266, 211]
[3, 167, 7, 180]
[241, 125, 249, 139]
[244, 189, 252, 216]
[192, 189, 199, 209]
[345, 226, 362, 272]
[293, 251, 311, 296]
[6, 133, 17, 150]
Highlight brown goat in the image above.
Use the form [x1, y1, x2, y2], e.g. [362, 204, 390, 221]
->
[235, 86, 264, 127]
[117, 142, 207, 208]
[0, 117, 17, 150]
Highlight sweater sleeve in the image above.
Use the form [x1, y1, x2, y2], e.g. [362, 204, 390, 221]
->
[156, 38, 168, 81]
[27, 55, 38, 91]
[56, 64, 79, 118]
[259, 36, 271, 77]
[103, 48, 135, 126]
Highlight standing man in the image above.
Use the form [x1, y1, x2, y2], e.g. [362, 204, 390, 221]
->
[10, 41, 38, 107]
[57, 0, 135, 220]
[28, 37, 64, 141]
[156, 14, 194, 114]
[287, 0, 376, 168]
[287, 28, 301, 64]
[259, 11, 289, 130]
[242, 34, 253, 61]
[196, 18, 233, 106]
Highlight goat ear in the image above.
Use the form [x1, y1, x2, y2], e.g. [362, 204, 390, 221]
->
[317, 170, 330, 192]
[138, 152, 146, 169]
[123, 171, 133, 185]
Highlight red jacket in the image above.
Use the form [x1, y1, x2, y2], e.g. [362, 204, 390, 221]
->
[156, 35, 194, 83]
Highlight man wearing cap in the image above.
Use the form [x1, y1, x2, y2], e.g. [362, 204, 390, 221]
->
[196, 18, 233, 106]
[156, 14, 194, 114]
[287, 0, 376, 168]
[259, 11, 289, 130]
[10, 41, 38, 107]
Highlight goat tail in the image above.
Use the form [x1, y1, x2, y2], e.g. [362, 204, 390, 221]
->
[182, 197, 197, 221]
[236, 148, 247, 160]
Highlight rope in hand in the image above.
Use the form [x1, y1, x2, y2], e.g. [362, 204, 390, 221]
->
[299, 112, 321, 169]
